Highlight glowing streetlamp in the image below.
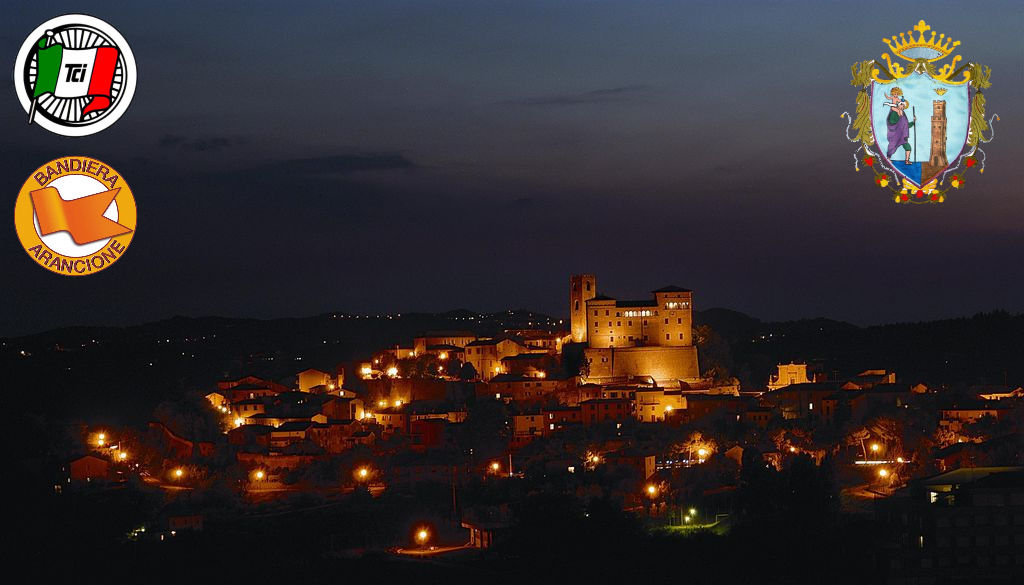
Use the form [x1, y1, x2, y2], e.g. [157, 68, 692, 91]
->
[439, 352, 448, 360]
[684, 515, 691, 523]
[253, 470, 265, 481]
[489, 461, 501, 475]
[356, 467, 370, 481]
[118, 451, 128, 461]
[415, 527, 430, 547]
[697, 448, 708, 461]
[689, 507, 697, 516]
[870, 443, 880, 453]
[386, 366, 399, 378]
[234, 418, 244, 427]
[878, 468, 889, 478]
[646, 484, 659, 499]
[173, 468, 184, 480]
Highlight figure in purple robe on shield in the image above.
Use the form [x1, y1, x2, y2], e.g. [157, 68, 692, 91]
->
[883, 87, 916, 164]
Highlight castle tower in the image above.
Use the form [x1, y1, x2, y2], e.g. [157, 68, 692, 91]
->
[929, 100, 948, 167]
[569, 274, 596, 343]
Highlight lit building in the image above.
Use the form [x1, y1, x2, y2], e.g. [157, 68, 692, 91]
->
[569, 274, 700, 387]
[767, 363, 813, 390]
[464, 337, 536, 381]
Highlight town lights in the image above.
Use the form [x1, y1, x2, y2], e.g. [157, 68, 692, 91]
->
[118, 451, 128, 461]
[378, 400, 387, 408]
[591, 455, 600, 464]
[254, 470, 265, 481]
[896, 456, 905, 463]
[357, 467, 369, 481]
[878, 468, 889, 478]
[689, 508, 697, 516]
[394, 400, 403, 408]
[173, 468, 184, 479]
[234, 418, 244, 427]
[490, 461, 501, 474]
[360, 366, 372, 376]
[697, 448, 708, 460]
[870, 443, 880, 453]
[386, 366, 399, 378]
[684, 515, 691, 523]
[439, 352, 448, 360]
[665, 405, 673, 412]
[646, 484, 658, 498]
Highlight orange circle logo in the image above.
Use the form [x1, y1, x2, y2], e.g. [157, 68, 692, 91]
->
[14, 156, 136, 276]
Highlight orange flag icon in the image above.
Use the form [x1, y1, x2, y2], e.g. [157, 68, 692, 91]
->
[30, 187, 133, 245]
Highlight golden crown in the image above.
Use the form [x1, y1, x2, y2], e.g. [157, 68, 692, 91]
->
[873, 20, 969, 84]
[884, 20, 959, 62]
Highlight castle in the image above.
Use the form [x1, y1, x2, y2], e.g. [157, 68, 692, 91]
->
[920, 99, 948, 181]
[570, 274, 700, 387]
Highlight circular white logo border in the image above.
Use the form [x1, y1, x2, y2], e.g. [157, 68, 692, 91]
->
[13, 14, 137, 137]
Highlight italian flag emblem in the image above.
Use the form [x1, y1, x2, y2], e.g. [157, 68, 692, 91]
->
[31, 36, 119, 118]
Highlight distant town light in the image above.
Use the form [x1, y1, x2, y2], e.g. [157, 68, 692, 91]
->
[394, 400, 403, 408]
[378, 400, 387, 408]
[878, 468, 889, 477]
[386, 366, 399, 378]
[360, 366, 372, 376]
[173, 468, 184, 479]
[697, 448, 708, 458]
[439, 352, 448, 360]
[689, 508, 697, 516]
[490, 461, 501, 473]
[646, 484, 658, 497]
[665, 405, 673, 412]
[234, 418, 244, 427]
[357, 467, 369, 480]
[254, 470, 265, 480]
[119, 451, 128, 461]
[416, 528, 430, 545]
[870, 443, 880, 452]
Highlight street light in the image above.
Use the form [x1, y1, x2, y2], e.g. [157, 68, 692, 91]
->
[118, 451, 128, 461]
[870, 443, 880, 453]
[254, 470, 265, 481]
[416, 527, 430, 547]
[646, 484, 658, 499]
[490, 461, 501, 474]
[357, 467, 369, 481]
[878, 468, 889, 478]
[173, 468, 184, 480]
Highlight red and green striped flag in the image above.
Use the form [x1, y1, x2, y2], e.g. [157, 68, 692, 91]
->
[33, 36, 119, 115]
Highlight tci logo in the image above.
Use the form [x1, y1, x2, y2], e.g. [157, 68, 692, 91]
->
[64, 63, 89, 82]
[13, 14, 137, 136]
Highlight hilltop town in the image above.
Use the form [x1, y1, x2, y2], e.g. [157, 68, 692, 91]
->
[17, 274, 1024, 582]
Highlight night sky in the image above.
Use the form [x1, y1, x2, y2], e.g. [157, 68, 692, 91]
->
[3, 0, 1022, 337]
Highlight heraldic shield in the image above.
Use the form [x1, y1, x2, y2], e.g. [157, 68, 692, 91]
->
[843, 20, 998, 204]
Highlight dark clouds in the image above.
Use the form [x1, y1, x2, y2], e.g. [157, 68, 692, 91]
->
[1, 1, 1022, 337]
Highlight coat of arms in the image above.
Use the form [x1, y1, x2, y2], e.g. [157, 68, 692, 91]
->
[843, 20, 998, 203]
